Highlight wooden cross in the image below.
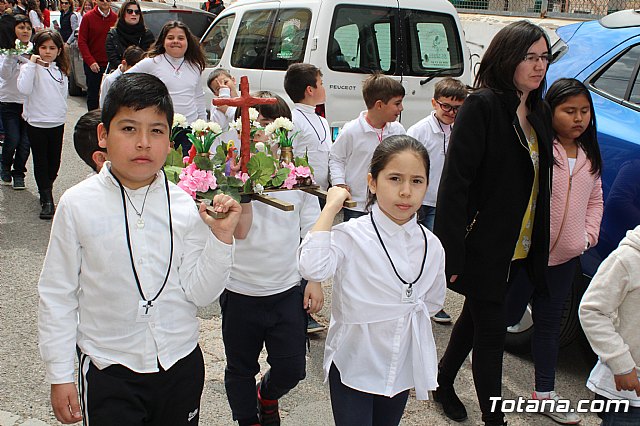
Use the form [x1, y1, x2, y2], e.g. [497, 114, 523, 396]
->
[211, 76, 277, 173]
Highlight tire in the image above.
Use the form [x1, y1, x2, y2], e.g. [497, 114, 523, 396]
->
[505, 263, 586, 353]
[68, 66, 83, 97]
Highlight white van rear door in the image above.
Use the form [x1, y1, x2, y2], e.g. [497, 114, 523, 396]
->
[398, 0, 471, 127]
[317, 0, 401, 134]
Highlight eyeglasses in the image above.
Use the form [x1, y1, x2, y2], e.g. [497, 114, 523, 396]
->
[435, 99, 461, 114]
[60, 1, 69, 4]
[522, 53, 553, 64]
[125, 8, 140, 14]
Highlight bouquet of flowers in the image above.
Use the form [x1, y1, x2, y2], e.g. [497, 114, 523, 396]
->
[0, 39, 33, 56]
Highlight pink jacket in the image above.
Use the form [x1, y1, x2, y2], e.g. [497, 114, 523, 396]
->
[549, 139, 603, 266]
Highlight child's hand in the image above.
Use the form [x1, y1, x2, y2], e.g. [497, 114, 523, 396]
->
[614, 370, 640, 396]
[325, 186, 350, 213]
[30, 54, 41, 63]
[335, 183, 351, 193]
[303, 281, 324, 314]
[51, 383, 82, 424]
[199, 194, 242, 244]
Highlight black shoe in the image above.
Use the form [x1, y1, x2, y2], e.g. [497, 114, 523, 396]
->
[433, 386, 468, 422]
[257, 380, 280, 426]
[39, 190, 55, 220]
[307, 315, 325, 334]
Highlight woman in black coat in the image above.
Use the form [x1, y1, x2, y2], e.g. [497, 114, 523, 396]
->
[432, 21, 554, 426]
[105, 0, 153, 72]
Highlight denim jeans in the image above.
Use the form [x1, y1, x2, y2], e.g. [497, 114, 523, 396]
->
[418, 205, 436, 231]
[0, 102, 30, 178]
[596, 394, 640, 425]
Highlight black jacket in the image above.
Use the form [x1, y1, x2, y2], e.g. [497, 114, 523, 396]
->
[434, 88, 553, 303]
[105, 24, 154, 72]
[59, 9, 73, 43]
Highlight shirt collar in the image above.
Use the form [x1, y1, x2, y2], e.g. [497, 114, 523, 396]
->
[294, 103, 316, 114]
[100, 161, 164, 193]
[427, 111, 450, 135]
[357, 111, 381, 135]
[371, 203, 419, 237]
[97, 7, 111, 18]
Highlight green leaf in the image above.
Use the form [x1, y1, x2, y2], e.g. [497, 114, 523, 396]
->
[243, 179, 253, 194]
[196, 189, 220, 200]
[212, 144, 227, 166]
[187, 133, 204, 153]
[163, 165, 183, 184]
[269, 167, 291, 187]
[247, 152, 276, 186]
[194, 155, 213, 171]
[165, 147, 184, 167]
[225, 175, 244, 188]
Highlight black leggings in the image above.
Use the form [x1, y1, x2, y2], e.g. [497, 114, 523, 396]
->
[329, 363, 409, 426]
[27, 124, 64, 193]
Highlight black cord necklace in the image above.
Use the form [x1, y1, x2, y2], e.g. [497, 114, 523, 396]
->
[370, 211, 428, 289]
[46, 67, 64, 84]
[112, 168, 174, 309]
[163, 53, 186, 76]
[298, 108, 327, 144]
[435, 115, 448, 156]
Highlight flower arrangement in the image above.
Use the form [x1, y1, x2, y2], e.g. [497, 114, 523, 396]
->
[0, 40, 33, 56]
[264, 117, 298, 148]
[164, 112, 315, 202]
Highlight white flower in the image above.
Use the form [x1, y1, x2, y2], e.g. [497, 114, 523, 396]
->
[207, 121, 223, 134]
[173, 113, 187, 128]
[229, 118, 241, 132]
[264, 122, 276, 136]
[273, 117, 293, 131]
[251, 120, 263, 129]
[248, 107, 259, 121]
[191, 119, 208, 133]
[253, 183, 264, 194]
[255, 142, 265, 153]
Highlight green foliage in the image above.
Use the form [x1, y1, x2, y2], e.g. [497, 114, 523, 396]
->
[212, 144, 227, 165]
[196, 189, 221, 200]
[194, 155, 213, 171]
[247, 152, 276, 186]
[269, 167, 291, 187]
[165, 147, 184, 167]
[163, 166, 183, 184]
[187, 133, 203, 153]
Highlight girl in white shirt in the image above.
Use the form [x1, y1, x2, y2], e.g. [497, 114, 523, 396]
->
[298, 135, 447, 426]
[17, 30, 69, 220]
[127, 20, 207, 157]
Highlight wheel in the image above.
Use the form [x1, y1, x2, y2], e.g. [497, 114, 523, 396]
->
[505, 262, 587, 353]
[68, 65, 83, 97]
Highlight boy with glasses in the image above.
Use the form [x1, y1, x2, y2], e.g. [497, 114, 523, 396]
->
[407, 77, 468, 324]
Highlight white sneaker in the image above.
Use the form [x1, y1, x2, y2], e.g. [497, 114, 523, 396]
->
[532, 391, 582, 424]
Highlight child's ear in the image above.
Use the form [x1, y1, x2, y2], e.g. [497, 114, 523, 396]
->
[92, 151, 107, 172]
[431, 98, 438, 110]
[97, 123, 108, 149]
[374, 100, 384, 110]
[367, 173, 376, 194]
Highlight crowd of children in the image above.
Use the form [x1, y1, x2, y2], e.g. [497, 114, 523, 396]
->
[0, 13, 632, 426]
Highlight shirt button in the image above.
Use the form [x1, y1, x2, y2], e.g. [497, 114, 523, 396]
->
[138, 258, 144, 264]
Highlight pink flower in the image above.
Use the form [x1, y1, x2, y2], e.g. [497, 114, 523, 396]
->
[282, 170, 298, 189]
[235, 172, 250, 183]
[294, 166, 311, 178]
[177, 164, 217, 199]
[182, 156, 190, 165]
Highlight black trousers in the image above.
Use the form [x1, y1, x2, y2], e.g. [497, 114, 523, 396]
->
[220, 287, 307, 423]
[78, 345, 205, 426]
[329, 363, 409, 426]
[27, 124, 64, 193]
[438, 261, 526, 425]
[84, 63, 105, 111]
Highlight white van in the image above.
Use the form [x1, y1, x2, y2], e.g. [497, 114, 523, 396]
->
[199, 0, 472, 134]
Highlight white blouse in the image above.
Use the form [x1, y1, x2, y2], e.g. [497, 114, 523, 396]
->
[298, 203, 446, 399]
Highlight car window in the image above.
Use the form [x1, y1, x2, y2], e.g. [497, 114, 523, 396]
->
[231, 9, 276, 69]
[201, 14, 235, 67]
[631, 71, 640, 105]
[264, 8, 311, 70]
[591, 44, 640, 100]
[328, 5, 396, 74]
[144, 11, 215, 39]
[404, 10, 464, 76]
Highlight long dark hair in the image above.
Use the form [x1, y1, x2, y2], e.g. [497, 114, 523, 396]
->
[365, 135, 430, 211]
[475, 20, 551, 110]
[148, 21, 205, 72]
[0, 14, 32, 49]
[33, 30, 70, 75]
[545, 78, 602, 176]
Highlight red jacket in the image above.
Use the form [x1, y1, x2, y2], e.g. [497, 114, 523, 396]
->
[77, 6, 117, 67]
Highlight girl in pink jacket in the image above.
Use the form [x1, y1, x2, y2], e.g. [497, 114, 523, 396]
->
[506, 78, 603, 425]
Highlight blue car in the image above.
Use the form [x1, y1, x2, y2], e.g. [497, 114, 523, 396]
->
[505, 9, 640, 353]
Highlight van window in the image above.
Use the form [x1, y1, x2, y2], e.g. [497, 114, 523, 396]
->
[265, 9, 312, 70]
[404, 10, 464, 77]
[328, 5, 396, 74]
[231, 9, 276, 69]
[201, 14, 235, 67]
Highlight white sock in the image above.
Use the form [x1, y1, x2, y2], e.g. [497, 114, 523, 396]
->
[534, 390, 552, 399]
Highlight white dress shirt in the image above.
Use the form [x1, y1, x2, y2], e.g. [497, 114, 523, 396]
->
[127, 56, 206, 123]
[329, 111, 405, 211]
[17, 61, 68, 128]
[292, 103, 331, 190]
[209, 105, 238, 152]
[38, 164, 234, 384]
[298, 204, 446, 399]
[407, 112, 451, 207]
[227, 190, 320, 297]
[98, 65, 122, 108]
